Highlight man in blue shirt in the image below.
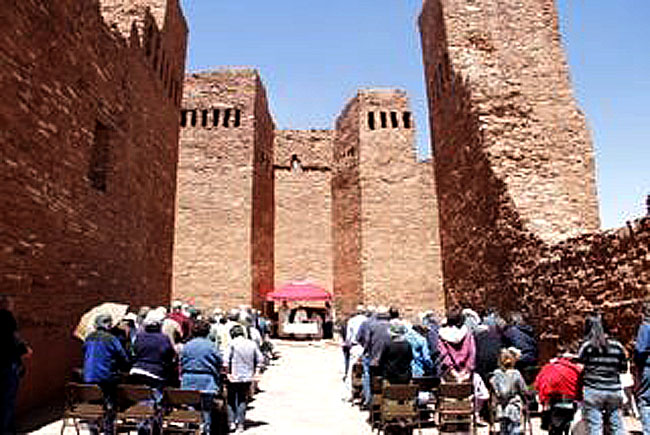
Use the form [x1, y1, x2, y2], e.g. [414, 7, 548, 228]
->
[83, 313, 130, 434]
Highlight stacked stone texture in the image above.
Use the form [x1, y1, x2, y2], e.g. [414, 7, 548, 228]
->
[334, 90, 444, 319]
[173, 70, 275, 310]
[419, 0, 647, 350]
[274, 130, 333, 292]
[0, 0, 187, 413]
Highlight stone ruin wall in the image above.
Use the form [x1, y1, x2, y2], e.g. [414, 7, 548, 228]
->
[419, 0, 647, 350]
[0, 0, 187, 413]
[332, 98, 363, 316]
[334, 90, 444, 319]
[173, 70, 274, 311]
[274, 130, 333, 292]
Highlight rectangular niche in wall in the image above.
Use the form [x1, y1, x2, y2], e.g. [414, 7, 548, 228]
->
[88, 121, 112, 192]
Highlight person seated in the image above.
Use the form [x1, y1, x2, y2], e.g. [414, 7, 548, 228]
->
[438, 307, 475, 382]
[378, 322, 413, 385]
[535, 351, 582, 435]
[405, 324, 433, 378]
[294, 307, 308, 324]
[83, 314, 130, 435]
[181, 320, 223, 435]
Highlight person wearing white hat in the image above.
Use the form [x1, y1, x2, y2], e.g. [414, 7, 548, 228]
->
[343, 305, 368, 398]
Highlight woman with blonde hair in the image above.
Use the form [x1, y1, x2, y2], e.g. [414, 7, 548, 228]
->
[490, 347, 526, 434]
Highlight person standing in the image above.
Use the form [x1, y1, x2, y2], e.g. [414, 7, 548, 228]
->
[577, 314, 627, 435]
[180, 320, 223, 435]
[224, 325, 263, 433]
[83, 314, 130, 435]
[0, 295, 32, 435]
[490, 348, 527, 435]
[635, 301, 650, 435]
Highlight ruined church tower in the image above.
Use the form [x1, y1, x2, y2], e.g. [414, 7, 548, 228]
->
[173, 70, 275, 310]
[419, 0, 600, 307]
[333, 90, 444, 317]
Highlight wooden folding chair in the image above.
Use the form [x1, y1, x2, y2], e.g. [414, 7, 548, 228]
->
[162, 388, 203, 435]
[437, 381, 476, 434]
[379, 383, 421, 434]
[115, 384, 160, 434]
[370, 375, 384, 428]
[351, 361, 364, 401]
[60, 383, 105, 435]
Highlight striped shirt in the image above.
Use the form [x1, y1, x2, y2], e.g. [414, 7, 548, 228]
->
[577, 338, 627, 391]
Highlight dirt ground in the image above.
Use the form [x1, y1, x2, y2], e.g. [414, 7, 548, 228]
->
[28, 339, 642, 434]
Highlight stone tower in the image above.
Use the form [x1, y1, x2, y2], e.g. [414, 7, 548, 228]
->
[419, 0, 600, 308]
[333, 90, 444, 317]
[174, 69, 275, 310]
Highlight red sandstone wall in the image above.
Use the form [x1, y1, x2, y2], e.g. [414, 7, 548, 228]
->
[333, 99, 363, 316]
[274, 130, 333, 293]
[512, 218, 650, 351]
[0, 0, 186, 414]
[173, 70, 275, 310]
[356, 91, 444, 318]
[333, 91, 444, 318]
[419, 0, 600, 310]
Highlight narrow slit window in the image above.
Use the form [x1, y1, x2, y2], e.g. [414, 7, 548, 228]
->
[212, 109, 220, 127]
[159, 53, 165, 80]
[201, 109, 208, 127]
[368, 112, 375, 130]
[180, 110, 188, 127]
[402, 112, 412, 129]
[234, 109, 241, 127]
[380, 112, 387, 129]
[190, 110, 197, 127]
[223, 108, 231, 127]
[88, 121, 111, 192]
[145, 24, 153, 57]
[390, 112, 399, 128]
[152, 35, 160, 69]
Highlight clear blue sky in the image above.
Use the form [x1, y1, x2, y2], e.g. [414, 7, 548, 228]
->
[180, 0, 649, 230]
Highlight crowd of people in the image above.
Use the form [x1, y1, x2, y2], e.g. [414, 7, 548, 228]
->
[338, 303, 650, 435]
[82, 301, 273, 434]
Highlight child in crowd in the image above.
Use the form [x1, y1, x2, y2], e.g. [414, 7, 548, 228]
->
[490, 347, 527, 435]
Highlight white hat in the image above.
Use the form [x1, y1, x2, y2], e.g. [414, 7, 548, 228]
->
[144, 309, 165, 326]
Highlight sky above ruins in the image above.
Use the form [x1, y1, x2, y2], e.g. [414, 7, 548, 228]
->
[180, 0, 649, 230]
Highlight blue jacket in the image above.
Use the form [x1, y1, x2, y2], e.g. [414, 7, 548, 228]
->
[635, 321, 650, 402]
[83, 329, 130, 383]
[504, 324, 538, 366]
[132, 327, 176, 382]
[180, 337, 222, 392]
[404, 327, 433, 377]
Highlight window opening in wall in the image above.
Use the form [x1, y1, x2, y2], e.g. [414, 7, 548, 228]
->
[380, 111, 387, 129]
[180, 110, 188, 127]
[402, 112, 412, 129]
[190, 110, 197, 127]
[290, 154, 302, 172]
[347, 147, 355, 157]
[201, 109, 208, 127]
[234, 109, 241, 127]
[168, 78, 173, 99]
[212, 109, 220, 127]
[390, 111, 399, 128]
[88, 121, 111, 192]
[223, 108, 231, 127]
[367, 112, 376, 130]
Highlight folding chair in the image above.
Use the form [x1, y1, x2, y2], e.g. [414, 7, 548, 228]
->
[437, 381, 476, 434]
[60, 383, 105, 435]
[379, 382, 421, 434]
[351, 361, 364, 401]
[162, 388, 203, 435]
[115, 384, 160, 434]
[412, 376, 439, 425]
[370, 375, 384, 429]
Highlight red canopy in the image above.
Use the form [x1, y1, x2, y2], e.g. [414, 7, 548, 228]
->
[266, 281, 332, 302]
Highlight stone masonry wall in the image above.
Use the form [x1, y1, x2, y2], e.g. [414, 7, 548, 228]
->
[173, 69, 275, 311]
[274, 130, 333, 292]
[419, 0, 600, 310]
[333, 90, 444, 318]
[0, 0, 186, 414]
[419, 0, 647, 351]
[332, 99, 363, 316]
